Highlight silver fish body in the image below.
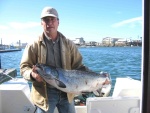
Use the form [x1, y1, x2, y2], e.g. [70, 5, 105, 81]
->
[35, 64, 110, 95]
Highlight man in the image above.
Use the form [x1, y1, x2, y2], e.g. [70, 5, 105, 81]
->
[20, 6, 89, 113]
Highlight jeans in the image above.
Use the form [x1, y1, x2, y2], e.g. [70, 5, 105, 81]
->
[36, 87, 76, 113]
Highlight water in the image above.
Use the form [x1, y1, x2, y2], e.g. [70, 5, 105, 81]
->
[0, 46, 141, 95]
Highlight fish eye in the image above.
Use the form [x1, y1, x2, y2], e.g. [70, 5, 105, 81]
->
[45, 68, 51, 74]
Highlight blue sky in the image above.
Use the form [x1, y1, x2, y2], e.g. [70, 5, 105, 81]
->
[0, 0, 142, 44]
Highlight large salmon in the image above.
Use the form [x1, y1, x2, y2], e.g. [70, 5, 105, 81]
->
[35, 64, 110, 96]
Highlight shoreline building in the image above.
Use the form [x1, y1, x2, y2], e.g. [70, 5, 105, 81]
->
[102, 37, 119, 47]
[72, 37, 85, 46]
[102, 37, 142, 47]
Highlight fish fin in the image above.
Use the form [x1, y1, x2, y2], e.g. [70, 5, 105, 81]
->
[93, 91, 100, 96]
[67, 93, 75, 103]
[55, 79, 66, 88]
[93, 87, 102, 97]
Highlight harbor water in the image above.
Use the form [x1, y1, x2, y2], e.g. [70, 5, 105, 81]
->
[0, 46, 142, 95]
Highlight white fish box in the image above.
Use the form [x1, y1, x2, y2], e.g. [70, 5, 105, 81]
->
[86, 97, 140, 113]
[0, 78, 36, 113]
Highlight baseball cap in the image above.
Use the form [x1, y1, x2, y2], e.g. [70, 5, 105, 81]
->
[41, 7, 59, 19]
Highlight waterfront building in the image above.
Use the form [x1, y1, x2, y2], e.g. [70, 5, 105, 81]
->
[102, 37, 119, 46]
[115, 38, 132, 46]
[101, 37, 141, 47]
[72, 37, 85, 45]
[21, 43, 28, 49]
[85, 41, 97, 46]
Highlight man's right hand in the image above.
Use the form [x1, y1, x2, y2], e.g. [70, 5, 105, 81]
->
[31, 65, 43, 82]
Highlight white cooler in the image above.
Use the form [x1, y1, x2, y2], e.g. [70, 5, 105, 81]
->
[86, 77, 141, 113]
[86, 97, 140, 113]
[0, 78, 36, 113]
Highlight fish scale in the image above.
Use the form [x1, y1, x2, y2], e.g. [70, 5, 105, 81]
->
[35, 63, 110, 95]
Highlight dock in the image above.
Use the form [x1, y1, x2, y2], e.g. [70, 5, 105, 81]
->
[0, 49, 22, 53]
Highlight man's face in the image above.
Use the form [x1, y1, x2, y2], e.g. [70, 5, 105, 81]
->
[41, 16, 59, 35]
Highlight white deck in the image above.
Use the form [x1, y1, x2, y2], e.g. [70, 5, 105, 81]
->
[0, 78, 141, 113]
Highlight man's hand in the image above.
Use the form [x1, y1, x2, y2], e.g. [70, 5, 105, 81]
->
[31, 65, 43, 82]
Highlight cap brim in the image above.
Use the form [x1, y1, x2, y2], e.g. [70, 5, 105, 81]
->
[41, 14, 57, 19]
